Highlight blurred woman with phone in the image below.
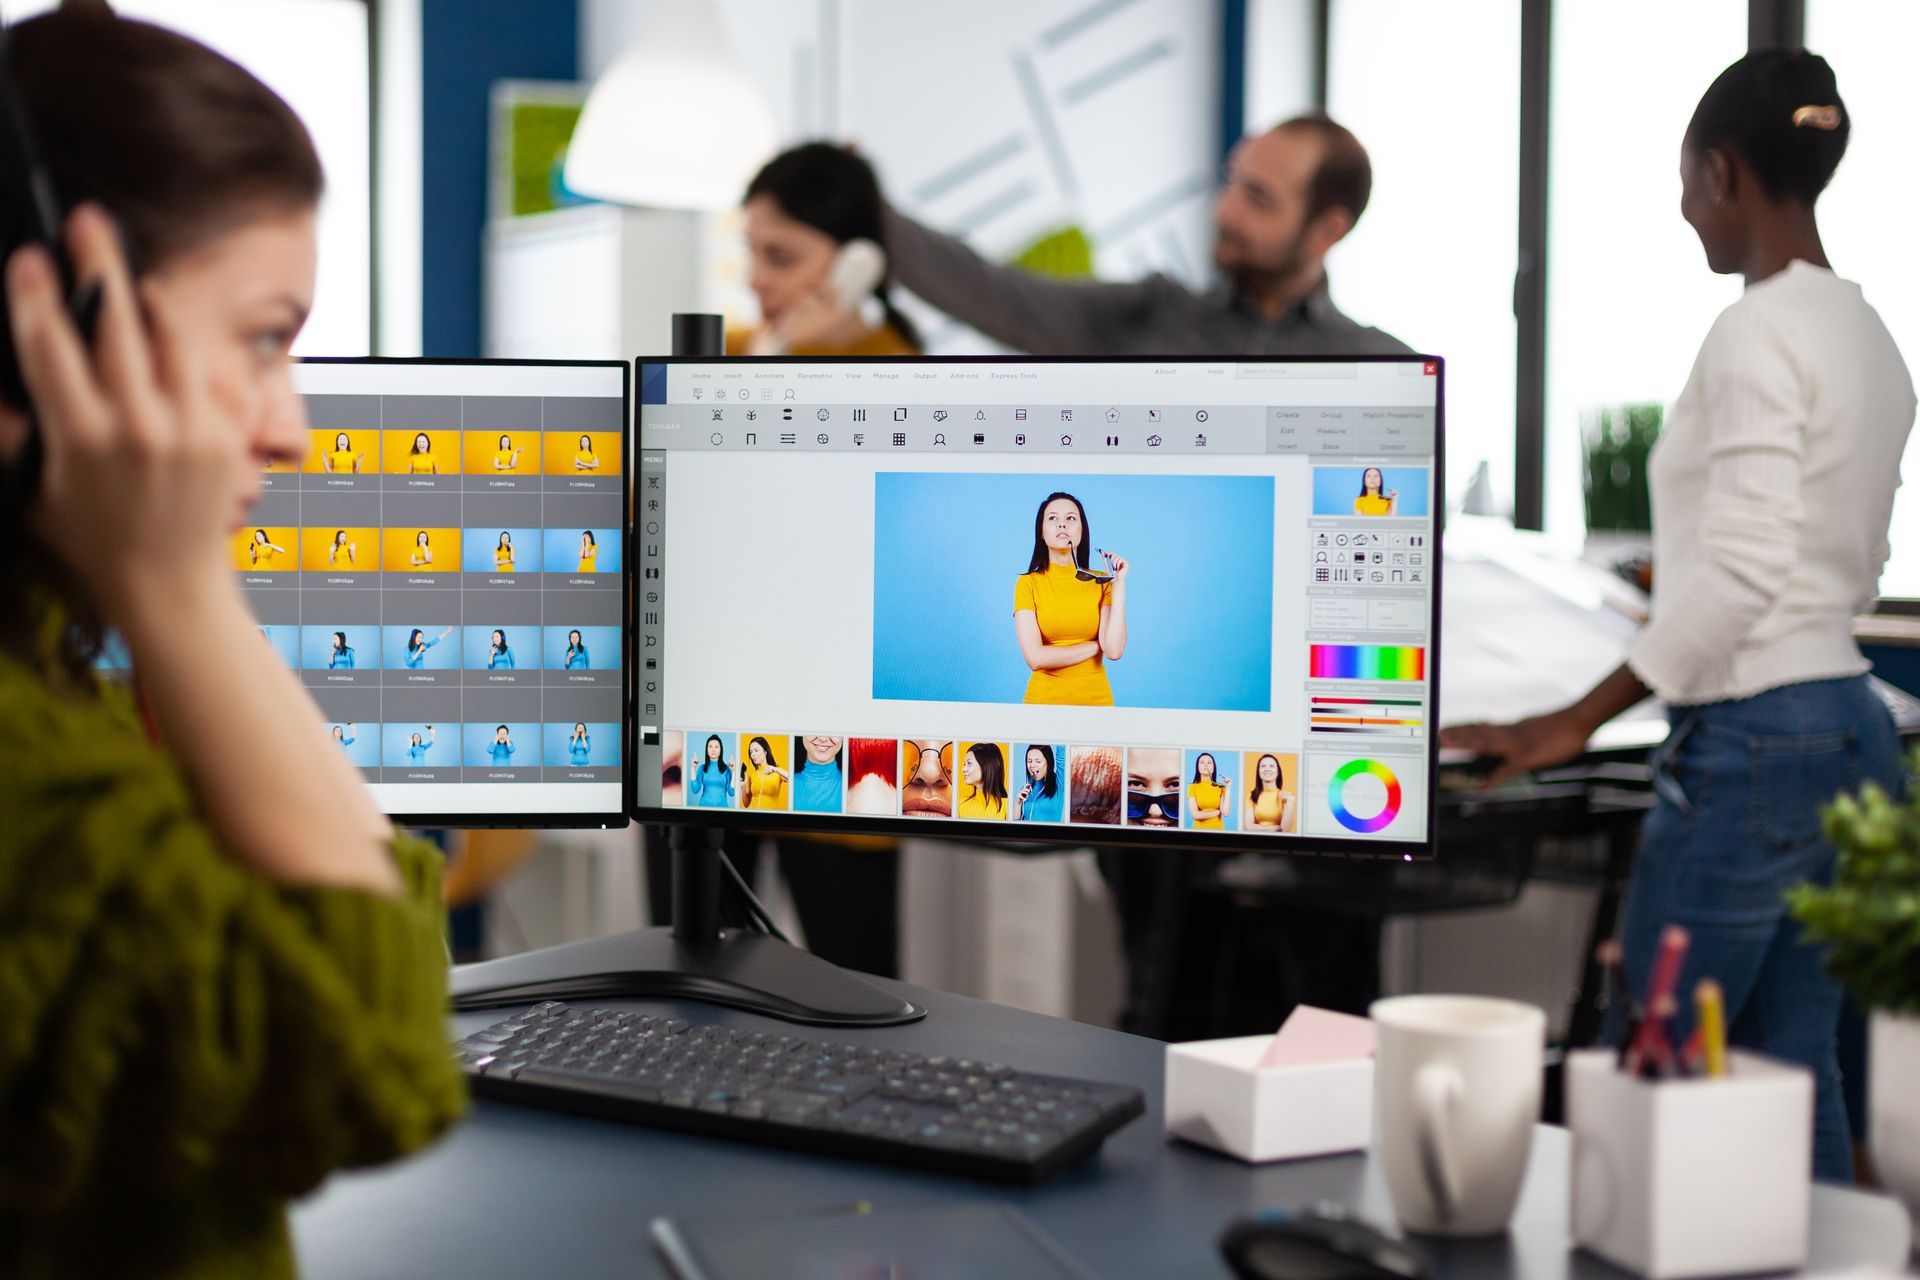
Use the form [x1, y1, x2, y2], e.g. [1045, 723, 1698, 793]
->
[0, 6, 462, 1272]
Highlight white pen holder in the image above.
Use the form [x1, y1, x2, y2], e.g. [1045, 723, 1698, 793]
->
[1164, 1036, 1373, 1163]
[1567, 1048, 1812, 1279]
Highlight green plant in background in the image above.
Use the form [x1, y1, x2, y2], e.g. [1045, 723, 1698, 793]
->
[1581, 402, 1663, 533]
[1788, 750, 1920, 1015]
[1011, 224, 1095, 279]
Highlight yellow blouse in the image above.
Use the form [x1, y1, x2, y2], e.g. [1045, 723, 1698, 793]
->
[252, 544, 279, 568]
[574, 450, 598, 470]
[1014, 563, 1113, 706]
[494, 546, 515, 572]
[494, 449, 518, 471]
[578, 545, 597, 573]
[743, 765, 788, 810]
[1187, 779, 1228, 829]
[957, 785, 1007, 820]
[408, 453, 436, 474]
[1250, 787, 1293, 830]
[329, 449, 358, 474]
[1354, 493, 1392, 516]
[329, 542, 354, 567]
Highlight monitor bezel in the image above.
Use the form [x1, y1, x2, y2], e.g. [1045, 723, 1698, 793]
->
[296, 355, 634, 830]
[630, 353, 1443, 860]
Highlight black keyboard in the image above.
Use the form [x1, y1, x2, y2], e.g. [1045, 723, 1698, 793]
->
[455, 1001, 1146, 1184]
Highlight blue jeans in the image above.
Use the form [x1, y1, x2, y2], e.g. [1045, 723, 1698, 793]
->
[1614, 675, 1898, 1183]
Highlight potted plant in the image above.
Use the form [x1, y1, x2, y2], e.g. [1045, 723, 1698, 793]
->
[1789, 754, 1920, 1244]
[1581, 403, 1663, 534]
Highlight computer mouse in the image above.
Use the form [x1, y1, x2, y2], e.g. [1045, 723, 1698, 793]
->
[1220, 1206, 1428, 1280]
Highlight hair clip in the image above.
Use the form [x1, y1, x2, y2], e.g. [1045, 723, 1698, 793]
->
[1792, 104, 1842, 131]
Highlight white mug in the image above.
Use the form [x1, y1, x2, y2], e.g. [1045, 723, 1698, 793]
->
[1371, 995, 1546, 1236]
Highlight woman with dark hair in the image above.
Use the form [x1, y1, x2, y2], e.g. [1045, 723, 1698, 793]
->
[1353, 466, 1398, 516]
[493, 530, 515, 573]
[1446, 50, 1915, 1182]
[327, 527, 357, 567]
[0, 8, 460, 1272]
[1014, 744, 1063, 823]
[410, 528, 434, 567]
[1014, 491, 1129, 705]
[247, 526, 287, 568]
[327, 629, 356, 670]
[792, 734, 844, 813]
[1187, 751, 1233, 829]
[492, 433, 522, 472]
[572, 433, 600, 471]
[567, 723, 592, 767]
[578, 529, 598, 573]
[740, 735, 789, 810]
[486, 628, 515, 671]
[404, 725, 436, 763]
[488, 725, 517, 764]
[1247, 753, 1294, 832]
[564, 628, 590, 669]
[404, 624, 452, 669]
[406, 430, 437, 474]
[736, 142, 922, 357]
[323, 429, 362, 474]
[958, 742, 1009, 819]
[688, 733, 734, 807]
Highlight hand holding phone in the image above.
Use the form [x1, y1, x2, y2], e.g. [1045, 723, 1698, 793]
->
[757, 238, 889, 355]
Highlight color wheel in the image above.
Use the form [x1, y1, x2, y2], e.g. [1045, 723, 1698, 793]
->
[1327, 758, 1402, 833]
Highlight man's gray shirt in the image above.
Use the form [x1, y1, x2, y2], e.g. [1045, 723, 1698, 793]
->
[884, 206, 1414, 358]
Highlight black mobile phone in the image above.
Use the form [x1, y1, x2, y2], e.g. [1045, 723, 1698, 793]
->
[0, 26, 105, 500]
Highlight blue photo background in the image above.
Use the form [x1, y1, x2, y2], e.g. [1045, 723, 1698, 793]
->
[1182, 748, 1240, 831]
[258, 625, 298, 669]
[463, 624, 540, 671]
[544, 624, 619, 671]
[683, 730, 737, 807]
[301, 624, 380, 670]
[544, 528, 622, 574]
[325, 721, 381, 768]
[544, 721, 620, 767]
[1012, 743, 1068, 822]
[381, 624, 462, 670]
[872, 473, 1275, 710]
[382, 722, 458, 767]
[461, 527, 541, 573]
[1310, 466, 1431, 517]
[463, 722, 539, 767]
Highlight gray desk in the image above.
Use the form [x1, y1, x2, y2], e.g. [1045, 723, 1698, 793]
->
[294, 977, 1915, 1279]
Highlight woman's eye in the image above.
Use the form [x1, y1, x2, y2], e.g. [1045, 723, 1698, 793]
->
[250, 330, 291, 361]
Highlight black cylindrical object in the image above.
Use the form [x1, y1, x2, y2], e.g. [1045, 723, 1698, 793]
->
[670, 312, 725, 358]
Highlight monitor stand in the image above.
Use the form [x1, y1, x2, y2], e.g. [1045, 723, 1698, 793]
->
[449, 824, 926, 1026]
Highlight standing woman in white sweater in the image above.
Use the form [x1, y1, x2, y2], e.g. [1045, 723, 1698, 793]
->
[1446, 50, 1915, 1181]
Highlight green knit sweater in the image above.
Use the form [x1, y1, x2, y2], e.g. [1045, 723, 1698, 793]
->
[0, 647, 468, 1278]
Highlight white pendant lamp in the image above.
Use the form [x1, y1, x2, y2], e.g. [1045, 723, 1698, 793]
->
[563, 0, 778, 211]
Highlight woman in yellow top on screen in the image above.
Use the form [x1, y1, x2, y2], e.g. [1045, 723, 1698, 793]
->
[493, 531, 514, 572]
[410, 529, 433, 568]
[578, 530, 597, 573]
[492, 434, 522, 472]
[327, 528, 357, 568]
[1353, 466, 1398, 516]
[731, 144, 922, 358]
[247, 527, 287, 568]
[406, 431, 437, 474]
[323, 430, 362, 474]
[1187, 752, 1232, 829]
[957, 743, 1009, 819]
[1247, 754, 1295, 832]
[739, 735, 789, 810]
[1013, 492, 1128, 706]
[572, 434, 600, 471]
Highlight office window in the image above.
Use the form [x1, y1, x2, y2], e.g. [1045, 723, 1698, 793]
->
[1244, 0, 1317, 129]
[1542, 0, 1745, 538]
[1326, 0, 1520, 515]
[1806, 4, 1920, 598]
[9, 0, 372, 356]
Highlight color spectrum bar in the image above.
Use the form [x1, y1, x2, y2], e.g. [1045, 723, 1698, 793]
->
[1309, 644, 1427, 681]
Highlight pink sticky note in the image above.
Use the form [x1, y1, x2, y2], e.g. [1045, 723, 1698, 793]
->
[1255, 1005, 1377, 1070]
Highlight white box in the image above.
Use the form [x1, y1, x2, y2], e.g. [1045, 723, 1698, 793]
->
[1164, 1036, 1373, 1163]
[1568, 1048, 1813, 1278]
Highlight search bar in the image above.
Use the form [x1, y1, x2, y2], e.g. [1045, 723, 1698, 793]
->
[1234, 362, 1359, 379]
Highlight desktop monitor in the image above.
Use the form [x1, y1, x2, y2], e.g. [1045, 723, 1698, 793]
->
[631, 356, 1442, 859]
[238, 357, 633, 826]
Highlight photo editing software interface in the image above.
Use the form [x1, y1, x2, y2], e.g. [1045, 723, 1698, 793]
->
[636, 359, 1441, 851]
[238, 360, 628, 817]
